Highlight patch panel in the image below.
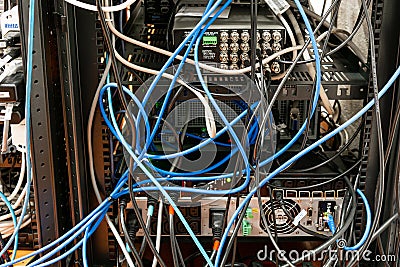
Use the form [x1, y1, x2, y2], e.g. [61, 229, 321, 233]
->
[173, 5, 287, 75]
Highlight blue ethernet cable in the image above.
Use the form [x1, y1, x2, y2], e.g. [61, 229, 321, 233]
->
[105, 87, 214, 266]
[27, 175, 130, 266]
[149, 123, 258, 177]
[132, 0, 216, 161]
[3, 168, 129, 266]
[0, 192, 18, 260]
[326, 189, 372, 251]
[144, 102, 256, 160]
[214, 64, 400, 266]
[103, 86, 255, 194]
[343, 189, 372, 250]
[135, 0, 221, 152]
[0, 197, 114, 266]
[213, 0, 334, 264]
[191, 0, 322, 172]
[30, 204, 110, 267]
[99, 83, 151, 149]
[82, 227, 91, 267]
[0, 0, 36, 259]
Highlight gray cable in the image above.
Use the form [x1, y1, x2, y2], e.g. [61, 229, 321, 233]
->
[287, 0, 367, 62]
[169, 213, 179, 267]
[371, 214, 399, 242]
[120, 205, 144, 267]
[346, 0, 385, 264]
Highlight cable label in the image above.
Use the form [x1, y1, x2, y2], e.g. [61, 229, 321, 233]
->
[293, 209, 307, 226]
[264, 0, 290, 15]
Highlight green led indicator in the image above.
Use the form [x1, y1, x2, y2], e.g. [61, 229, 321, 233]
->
[203, 36, 218, 45]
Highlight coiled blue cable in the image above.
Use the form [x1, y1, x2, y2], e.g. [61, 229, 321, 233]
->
[105, 86, 214, 266]
[213, 64, 400, 267]
[135, 0, 221, 154]
[150, 123, 258, 177]
[214, 0, 327, 264]
[0, 192, 18, 260]
[101, 86, 256, 195]
[326, 189, 372, 251]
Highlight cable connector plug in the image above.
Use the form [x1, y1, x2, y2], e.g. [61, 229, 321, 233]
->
[120, 196, 140, 243]
[211, 210, 224, 241]
[326, 214, 336, 234]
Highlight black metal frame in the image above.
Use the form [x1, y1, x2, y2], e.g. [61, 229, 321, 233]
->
[18, 0, 71, 259]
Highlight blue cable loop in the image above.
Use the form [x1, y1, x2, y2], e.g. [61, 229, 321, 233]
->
[102, 89, 254, 194]
[326, 189, 372, 251]
[9, 0, 399, 265]
[150, 123, 258, 177]
[327, 214, 337, 233]
[0, 192, 18, 260]
[135, 0, 220, 155]
[214, 0, 324, 264]
[105, 84, 214, 266]
[344, 189, 372, 250]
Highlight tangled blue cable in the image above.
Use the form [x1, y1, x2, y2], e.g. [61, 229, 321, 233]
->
[326, 189, 372, 251]
[10, 0, 400, 266]
[0, 192, 17, 260]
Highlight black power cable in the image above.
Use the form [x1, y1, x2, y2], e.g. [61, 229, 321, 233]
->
[347, 0, 385, 265]
[280, 0, 370, 65]
[128, 178, 167, 267]
[119, 200, 144, 267]
[280, 176, 357, 267]
[96, 2, 166, 266]
[287, 118, 364, 173]
[273, 192, 330, 239]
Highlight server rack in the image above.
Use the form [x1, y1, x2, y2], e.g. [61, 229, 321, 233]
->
[17, 0, 400, 266]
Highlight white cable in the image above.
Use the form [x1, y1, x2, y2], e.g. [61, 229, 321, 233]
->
[87, 59, 135, 267]
[108, 20, 304, 75]
[64, 0, 136, 12]
[104, 14, 217, 138]
[7, 152, 25, 201]
[110, 18, 329, 76]
[0, 208, 22, 222]
[152, 200, 163, 267]
[0, 215, 30, 228]
[2, 218, 32, 238]
[278, 14, 297, 61]
[0, 187, 27, 222]
[12, 185, 27, 209]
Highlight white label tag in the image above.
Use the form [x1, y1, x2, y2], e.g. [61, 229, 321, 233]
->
[0, 103, 13, 121]
[265, 0, 290, 15]
[293, 209, 307, 226]
[0, 92, 10, 98]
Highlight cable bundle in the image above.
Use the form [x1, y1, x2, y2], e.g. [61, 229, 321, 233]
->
[3, 0, 399, 266]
